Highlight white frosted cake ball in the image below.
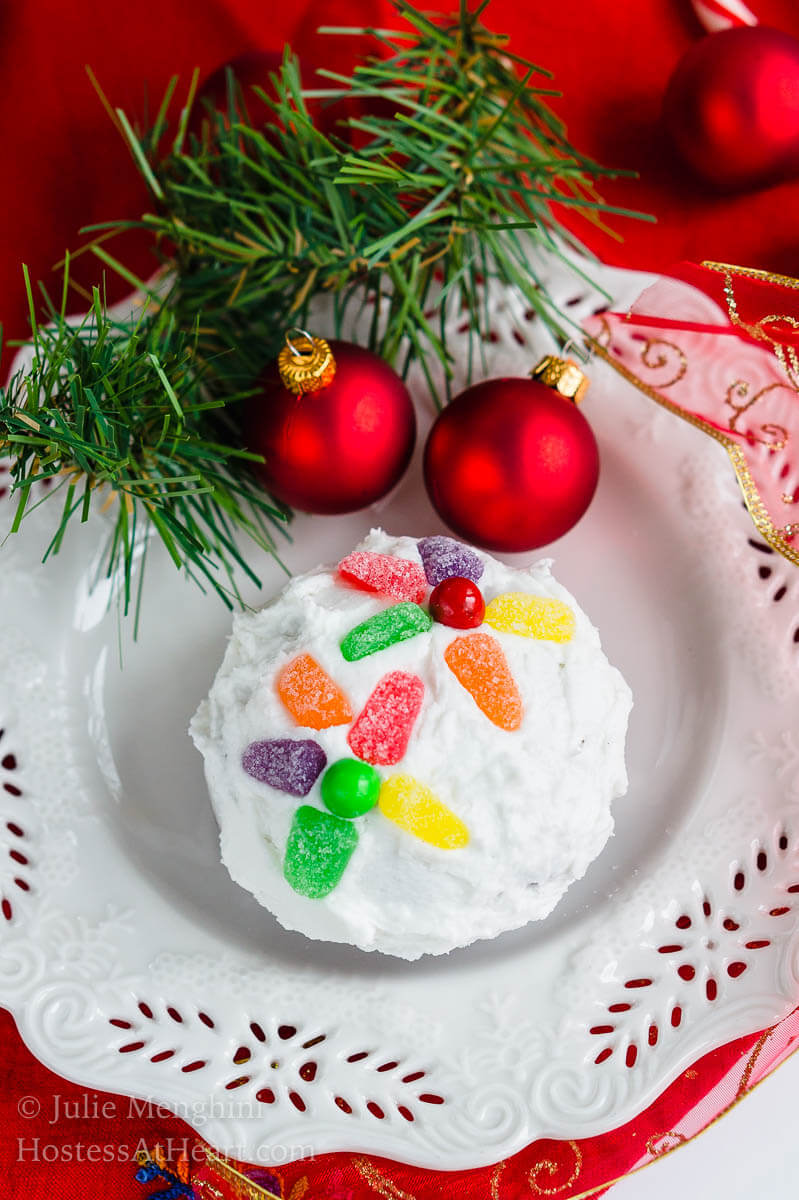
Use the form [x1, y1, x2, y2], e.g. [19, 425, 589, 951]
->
[191, 530, 632, 959]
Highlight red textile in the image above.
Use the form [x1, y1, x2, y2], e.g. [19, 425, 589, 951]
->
[3, 0, 799, 351]
[3, 1, 799, 1196]
[0, 1008, 193, 1198]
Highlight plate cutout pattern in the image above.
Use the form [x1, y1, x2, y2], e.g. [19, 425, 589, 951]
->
[746, 537, 799, 649]
[0, 724, 35, 924]
[106, 1002, 443, 1125]
[587, 829, 796, 1070]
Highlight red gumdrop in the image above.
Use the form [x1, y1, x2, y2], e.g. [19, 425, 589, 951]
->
[347, 672, 425, 766]
[429, 577, 485, 629]
[338, 551, 427, 604]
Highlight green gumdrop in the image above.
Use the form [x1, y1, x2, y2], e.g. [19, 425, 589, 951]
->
[321, 758, 380, 818]
[340, 602, 433, 662]
[283, 805, 359, 898]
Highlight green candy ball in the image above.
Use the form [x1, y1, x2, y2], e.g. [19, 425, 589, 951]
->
[321, 758, 380, 818]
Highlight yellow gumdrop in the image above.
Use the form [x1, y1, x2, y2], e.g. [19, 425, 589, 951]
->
[379, 775, 469, 850]
[484, 592, 575, 643]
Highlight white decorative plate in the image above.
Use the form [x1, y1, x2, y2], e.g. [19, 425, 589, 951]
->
[1, 258, 798, 1172]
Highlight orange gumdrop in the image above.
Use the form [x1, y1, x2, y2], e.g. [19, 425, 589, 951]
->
[277, 653, 353, 730]
[444, 632, 522, 731]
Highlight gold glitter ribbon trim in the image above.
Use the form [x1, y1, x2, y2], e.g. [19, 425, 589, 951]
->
[352, 1158, 419, 1200]
[528, 1141, 583, 1194]
[587, 338, 799, 568]
[199, 1148, 288, 1199]
[703, 261, 799, 390]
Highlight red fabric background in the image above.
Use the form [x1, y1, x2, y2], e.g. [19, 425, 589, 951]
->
[3, 0, 799, 352]
[3, 0, 799, 1196]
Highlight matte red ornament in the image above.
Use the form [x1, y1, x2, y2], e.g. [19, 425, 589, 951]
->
[423, 357, 599, 553]
[429, 577, 485, 629]
[247, 335, 416, 515]
[663, 25, 799, 191]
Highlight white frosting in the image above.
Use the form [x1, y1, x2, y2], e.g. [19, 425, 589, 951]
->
[191, 530, 632, 959]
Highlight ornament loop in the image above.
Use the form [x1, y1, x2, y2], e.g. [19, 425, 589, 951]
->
[278, 330, 337, 395]
[560, 337, 592, 365]
[530, 355, 589, 404]
[284, 327, 317, 356]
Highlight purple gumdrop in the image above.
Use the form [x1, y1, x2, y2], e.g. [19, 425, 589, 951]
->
[417, 535, 484, 587]
[242, 738, 327, 797]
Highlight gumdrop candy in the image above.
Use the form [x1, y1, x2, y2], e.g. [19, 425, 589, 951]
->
[484, 592, 575, 643]
[277, 653, 352, 729]
[242, 739, 327, 796]
[347, 672, 425, 765]
[321, 758, 381, 818]
[444, 632, 522, 731]
[379, 775, 469, 849]
[417, 535, 484, 587]
[283, 805, 359, 898]
[340, 603, 432, 662]
[338, 551, 427, 604]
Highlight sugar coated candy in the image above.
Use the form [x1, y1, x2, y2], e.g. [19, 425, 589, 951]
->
[418, 535, 484, 587]
[340, 602, 432, 662]
[338, 551, 427, 604]
[242, 738, 327, 797]
[321, 758, 381, 818]
[283, 805, 359, 898]
[379, 775, 469, 849]
[444, 632, 522, 731]
[347, 671, 425, 765]
[277, 653, 352, 729]
[485, 592, 575, 643]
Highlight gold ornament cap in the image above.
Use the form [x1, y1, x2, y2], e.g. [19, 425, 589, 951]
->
[278, 329, 337, 395]
[530, 355, 589, 404]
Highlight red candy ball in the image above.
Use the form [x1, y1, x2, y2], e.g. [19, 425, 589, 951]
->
[429, 577, 485, 629]
[663, 26, 799, 191]
[423, 376, 599, 552]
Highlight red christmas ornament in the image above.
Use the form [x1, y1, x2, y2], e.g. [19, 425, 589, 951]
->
[663, 25, 799, 191]
[247, 332, 416, 515]
[429, 577, 486, 629]
[423, 356, 599, 553]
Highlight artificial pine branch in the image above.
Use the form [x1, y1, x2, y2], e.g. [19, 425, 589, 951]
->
[86, 0, 651, 401]
[0, 0, 651, 624]
[0, 264, 287, 626]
